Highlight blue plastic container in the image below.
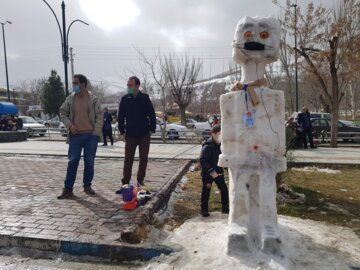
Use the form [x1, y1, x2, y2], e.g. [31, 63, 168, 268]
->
[0, 102, 18, 116]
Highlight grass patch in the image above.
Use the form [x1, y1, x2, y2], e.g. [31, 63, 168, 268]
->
[278, 168, 360, 236]
[170, 163, 360, 237]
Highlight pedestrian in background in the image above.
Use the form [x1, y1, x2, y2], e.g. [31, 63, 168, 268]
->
[298, 106, 315, 149]
[58, 74, 102, 199]
[116, 76, 156, 190]
[199, 125, 229, 217]
[102, 107, 114, 146]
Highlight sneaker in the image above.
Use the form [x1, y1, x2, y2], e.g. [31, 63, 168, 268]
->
[137, 179, 145, 187]
[121, 178, 130, 185]
[102, 144, 107, 146]
[201, 210, 210, 217]
[57, 188, 73, 199]
[84, 186, 96, 195]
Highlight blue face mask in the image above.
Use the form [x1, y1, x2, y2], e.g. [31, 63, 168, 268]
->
[73, 85, 80, 93]
[127, 87, 134, 95]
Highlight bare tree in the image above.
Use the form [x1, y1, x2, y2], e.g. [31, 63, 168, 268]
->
[274, 0, 360, 147]
[163, 54, 202, 125]
[17, 78, 46, 106]
[135, 48, 169, 115]
[88, 81, 109, 104]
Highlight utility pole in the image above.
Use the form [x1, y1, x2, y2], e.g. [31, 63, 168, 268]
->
[42, 0, 88, 96]
[70, 47, 74, 79]
[291, 2, 299, 112]
[61, 1, 69, 96]
[1, 21, 11, 102]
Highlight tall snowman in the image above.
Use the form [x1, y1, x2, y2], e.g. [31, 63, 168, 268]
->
[218, 16, 286, 255]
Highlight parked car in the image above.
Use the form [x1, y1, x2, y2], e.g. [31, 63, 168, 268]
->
[154, 117, 188, 139]
[18, 116, 47, 137]
[311, 118, 360, 142]
[59, 122, 67, 136]
[43, 116, 61, 128]
[339, 120, 357, 127]
[33, 117, 45, 124]
[194, 120, 212, 139]
[174, 118, 198, 129]
[291, 111, 331, 122]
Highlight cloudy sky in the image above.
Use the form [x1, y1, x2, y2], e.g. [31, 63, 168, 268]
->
[0, 0, 328, 93]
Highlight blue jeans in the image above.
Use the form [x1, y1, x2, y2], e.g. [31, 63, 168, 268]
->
[64, 133, 98, 190]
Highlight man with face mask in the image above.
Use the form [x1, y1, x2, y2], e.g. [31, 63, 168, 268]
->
[117, 76, 156, 189]
[199, 125, 229, 217]
[58, 74, 103, 199]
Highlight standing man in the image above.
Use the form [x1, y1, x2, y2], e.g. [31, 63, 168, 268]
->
[298, 106, 315, 149]
[117, 76, 156, 189]
[58, 74, 103, 199]
[102, 107, 114, 146]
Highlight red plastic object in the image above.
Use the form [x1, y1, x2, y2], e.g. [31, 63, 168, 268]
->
[123, 199, 137, 210]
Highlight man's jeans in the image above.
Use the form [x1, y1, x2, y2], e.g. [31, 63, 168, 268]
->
[64, 133, 98, 190]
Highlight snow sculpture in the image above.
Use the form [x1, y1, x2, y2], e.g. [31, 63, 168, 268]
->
[218, 16, 286, 255]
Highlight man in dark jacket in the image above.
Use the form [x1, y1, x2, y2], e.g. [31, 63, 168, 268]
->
[102, 107, 113, 146]
[199, 125, 229, 217]
[117, 76, 156, 188]
[297, 106, 315, 149]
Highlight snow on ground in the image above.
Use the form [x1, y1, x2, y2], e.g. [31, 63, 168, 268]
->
[291, 167, 340, 174]
[143, 214, 360, 270]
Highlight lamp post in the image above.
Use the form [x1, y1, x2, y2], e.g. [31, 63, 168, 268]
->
[291, 2, 299, 112]
[1, 20, 11, 102]
[42, 1, 88, 96]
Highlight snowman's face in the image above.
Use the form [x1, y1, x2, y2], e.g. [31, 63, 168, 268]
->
[232, 16, 281, 64]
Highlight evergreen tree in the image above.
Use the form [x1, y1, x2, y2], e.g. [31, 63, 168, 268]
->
[41, 70, 65, 116]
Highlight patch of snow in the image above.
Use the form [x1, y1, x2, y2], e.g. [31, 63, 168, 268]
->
[291, 167, 340, 174]
[144, 214, 360, 270]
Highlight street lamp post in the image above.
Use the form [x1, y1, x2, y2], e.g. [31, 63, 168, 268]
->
[291, 2, 299, 112]
[42, 0, 88, 96]
[1, 20, 12, 102]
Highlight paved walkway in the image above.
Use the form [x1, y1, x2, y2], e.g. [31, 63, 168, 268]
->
[0, 156, 189, 260]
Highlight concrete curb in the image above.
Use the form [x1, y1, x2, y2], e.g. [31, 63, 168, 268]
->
[120, 160, 193, 243]
[0, 234, 174, 262]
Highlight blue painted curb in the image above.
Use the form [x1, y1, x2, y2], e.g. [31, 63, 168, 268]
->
[0, 234, 174, 262]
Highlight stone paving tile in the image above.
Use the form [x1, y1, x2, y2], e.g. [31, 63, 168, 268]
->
[0, 156, 185, 244]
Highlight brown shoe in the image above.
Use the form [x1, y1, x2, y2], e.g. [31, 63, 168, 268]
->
[57, 188, 73, 199]
[84, 186, 96, 195]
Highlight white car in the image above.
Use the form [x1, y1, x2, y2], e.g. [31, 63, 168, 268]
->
[43, 116, 61, 128]
[155, 117, 188, 139]
[174, 119, 198, 129]
[194, 121, 212, 139]
[19, 116, 47, 137]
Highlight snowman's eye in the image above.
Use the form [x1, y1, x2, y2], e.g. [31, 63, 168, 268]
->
[244, 31, 253, 38]
[260, 31, 269, 39]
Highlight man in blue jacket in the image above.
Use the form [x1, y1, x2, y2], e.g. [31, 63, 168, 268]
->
[117, 76, 156, 189]
[298, 106, 315, 149]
